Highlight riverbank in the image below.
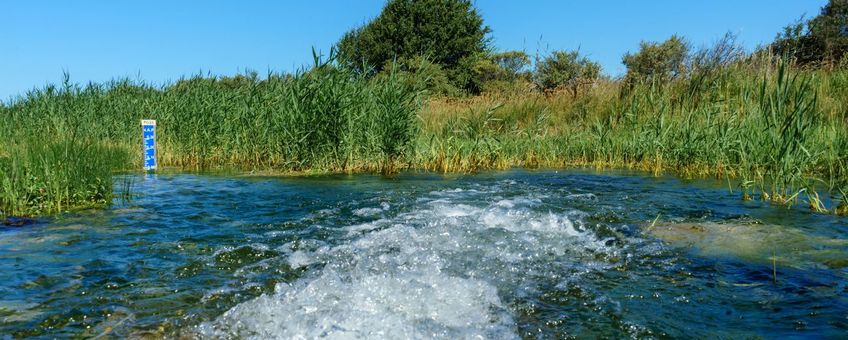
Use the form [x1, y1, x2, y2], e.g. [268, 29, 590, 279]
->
[2, 61, 847, 216]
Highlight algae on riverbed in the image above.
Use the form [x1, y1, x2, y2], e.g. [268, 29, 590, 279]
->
[648, 220, 848, 269]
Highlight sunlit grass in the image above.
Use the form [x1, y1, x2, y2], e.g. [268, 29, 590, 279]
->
[2, 57, 846, 216]
[415, 60, 848, 214]
[0, 53, 420, 216]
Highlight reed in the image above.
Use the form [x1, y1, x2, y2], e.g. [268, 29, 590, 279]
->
[416, 59, 848, 213]
[0, 53, 421, 216]
[2, 56, 846, 216]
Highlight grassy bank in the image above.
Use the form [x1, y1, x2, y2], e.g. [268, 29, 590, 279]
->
[1, 55, 420, 216]
[415, 60, 848, 213]
[2, 58, 847, 216]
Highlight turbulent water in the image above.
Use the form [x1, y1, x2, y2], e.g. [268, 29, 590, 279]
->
[1, 170, 846, 338]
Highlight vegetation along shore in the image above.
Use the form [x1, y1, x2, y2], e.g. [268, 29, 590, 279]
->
[2, 0, 847, 217]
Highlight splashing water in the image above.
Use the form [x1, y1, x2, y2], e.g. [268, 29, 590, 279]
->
[1, 170, 846, 338]
[199, 185, 616, 339]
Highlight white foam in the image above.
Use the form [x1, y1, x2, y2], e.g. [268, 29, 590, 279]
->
[352, 202, 391, 217]
[352, 207, 383, 217]
[343, 219, 392, 236]
[566, 193, 597, 201]
[199, 271, 515, 339]
[199, 187, 615, 339]
[494, 197, 541, 209]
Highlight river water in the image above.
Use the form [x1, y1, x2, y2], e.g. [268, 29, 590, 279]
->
[1, 170, 846, 338]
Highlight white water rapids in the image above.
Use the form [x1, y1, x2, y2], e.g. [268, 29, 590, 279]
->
[197, 184, 623, 339]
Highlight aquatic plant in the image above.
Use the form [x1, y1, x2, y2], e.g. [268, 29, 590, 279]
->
[416, 57, 848, 214]
[0, 53, 422, 216]
[2, 53, 847, 216]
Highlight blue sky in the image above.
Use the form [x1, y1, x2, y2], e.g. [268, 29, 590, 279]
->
[1, 0, 826, 100]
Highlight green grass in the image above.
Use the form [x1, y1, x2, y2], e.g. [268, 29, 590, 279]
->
[417, 59, 848, 213]
[2, 56, 847, 217]
[1, 53, 420, 216]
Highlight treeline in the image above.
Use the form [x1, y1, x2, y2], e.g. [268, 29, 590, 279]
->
[772, 0, 848, 66]
[334, 0, 848, 96]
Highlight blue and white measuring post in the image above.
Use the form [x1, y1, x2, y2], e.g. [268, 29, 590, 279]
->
[142, 119, 157, 171]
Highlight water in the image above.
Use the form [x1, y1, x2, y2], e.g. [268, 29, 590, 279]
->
[1, 170, 846, 338]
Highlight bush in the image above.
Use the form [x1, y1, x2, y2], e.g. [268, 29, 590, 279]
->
[534, 50, 601, 96]
[492, 50, 531, 81]
[380, 56, 461, 96]
[808, 0, 848, 63]
[684, 32, 746, 105]
[622, 35, 689, 84]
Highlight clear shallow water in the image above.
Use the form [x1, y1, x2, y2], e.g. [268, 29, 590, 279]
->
[0, 170, 846, 338]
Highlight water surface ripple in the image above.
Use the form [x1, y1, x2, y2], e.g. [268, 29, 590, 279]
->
[0, 170, 846, 338]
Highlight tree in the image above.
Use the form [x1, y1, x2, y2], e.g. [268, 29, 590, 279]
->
[492, 50, 531, 81]
[534, 50, 601, 97]
[772, 0, 848, 66]
[808, 0, 848, 63]
[689, 32, 745, 74]
[336, 0, 490, 92]
[772, 17, 817, 63]
[622, 35, 689, 84]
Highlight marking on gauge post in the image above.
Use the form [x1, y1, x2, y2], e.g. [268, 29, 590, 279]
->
[142, 119, 157, 171]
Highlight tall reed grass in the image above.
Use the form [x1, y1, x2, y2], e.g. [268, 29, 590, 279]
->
[1, 53, 420, 216]
[2, 54, 846, 216]
[417, 58, 848, 213]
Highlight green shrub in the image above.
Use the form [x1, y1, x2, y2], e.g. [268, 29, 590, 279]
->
[492, 51, 531, 81]
[380, 56, 461, 96]
[534, 50, 601, 96]
[623, 35, 689, 85]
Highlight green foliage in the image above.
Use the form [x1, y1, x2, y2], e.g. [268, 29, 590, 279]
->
[684, 32, 746, 106]
[534, 50, 601, 96]
[772, 16, 819, 63]
[623, 35, 689, 84]
[492, 50, 531, 81]
[753, 61, 818, 199]
[839, 53, 848, 68]
[453, 52, 512, 94]
[772, 0, 848, 65]
[371, 71, 421, 174]
[689, 33, 745, 74]
[809, 0, 848, 62]
[0, 78, 133, 216]
[380, 56, 461, 96]
[0, 138, 128, 216]
[419, 55, 848, 213]
[468, 55, 506, 87]
[336, 0, 490, 92]
[0, 54, 422, 216]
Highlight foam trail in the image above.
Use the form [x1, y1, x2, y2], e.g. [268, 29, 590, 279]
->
[199, 186, 613, 339]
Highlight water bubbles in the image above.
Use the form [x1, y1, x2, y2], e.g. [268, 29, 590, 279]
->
[8, 171, 845, 337]
[199, 185, 619, 338]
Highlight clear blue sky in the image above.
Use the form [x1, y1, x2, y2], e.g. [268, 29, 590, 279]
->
[1, 0, 826, 100]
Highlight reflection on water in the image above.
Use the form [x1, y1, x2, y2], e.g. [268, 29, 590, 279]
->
[0, 170, 846, 338]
